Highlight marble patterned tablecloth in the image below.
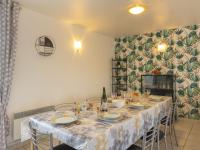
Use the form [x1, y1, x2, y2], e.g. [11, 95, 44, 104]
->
[21, 96, 171, 150]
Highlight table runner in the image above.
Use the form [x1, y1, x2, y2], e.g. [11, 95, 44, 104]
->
[21, 96, 171, 150]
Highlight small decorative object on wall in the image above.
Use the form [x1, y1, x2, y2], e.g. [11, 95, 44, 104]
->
[152, 69, 161, 75]
[35, 36, 55, 56]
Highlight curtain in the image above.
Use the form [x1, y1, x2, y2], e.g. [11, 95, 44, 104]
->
[0, 0, 20, 149]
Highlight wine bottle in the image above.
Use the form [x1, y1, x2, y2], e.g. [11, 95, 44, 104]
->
[101, 87, 108, 111]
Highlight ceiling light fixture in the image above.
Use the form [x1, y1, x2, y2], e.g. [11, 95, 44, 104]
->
[129, 5, 145, 15]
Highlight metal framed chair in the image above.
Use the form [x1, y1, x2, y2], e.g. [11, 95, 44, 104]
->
[127, 116, 158, 150]
[29, 122, 76, 150]
[170, 101, 179, 146]
[156, 100, 179, 150]
[157, 107, 172, 150]
[161, 101, 178, 146]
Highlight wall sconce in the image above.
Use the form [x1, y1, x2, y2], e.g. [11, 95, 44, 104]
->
[74, 40, 82, 53]
[157, 42, 167, 52]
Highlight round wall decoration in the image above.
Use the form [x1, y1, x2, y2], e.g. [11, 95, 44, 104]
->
[35, 36, 55, 56]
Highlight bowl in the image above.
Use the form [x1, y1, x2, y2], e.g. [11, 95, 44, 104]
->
[112, 99, 125, 108]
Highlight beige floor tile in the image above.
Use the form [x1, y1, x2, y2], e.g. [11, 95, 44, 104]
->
[153, 137, 183, 150]
[183, 145, 200, 150]
[175, 130, 189, 146]
[192, 119, 200, 125]
[191, 120, 200, 133]
[181, 119, 200, 150]
[184, 133, 200, 149]
[7, 144, 26, 150]
[23, 144, 31, 150]
[175, 119, 194, 131]
[187, 132, 200, 141]
[174, 118, 194, 147]
[190, 129, 200, 135]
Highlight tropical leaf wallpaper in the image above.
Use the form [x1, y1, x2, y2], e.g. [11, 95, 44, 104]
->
[114, 24, 200, 119]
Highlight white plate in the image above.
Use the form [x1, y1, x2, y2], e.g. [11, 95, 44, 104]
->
[54, 116, 77, 124]
[128, 103, 144, 109]
[102, 113, 121, 120]
[98, 114, 123, 123]
[55, 111, 75, 116]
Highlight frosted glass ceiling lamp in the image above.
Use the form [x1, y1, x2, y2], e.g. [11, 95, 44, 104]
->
[129, 5, 145, 15]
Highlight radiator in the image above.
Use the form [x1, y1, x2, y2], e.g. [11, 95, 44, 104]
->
[13, 105, 55, 141]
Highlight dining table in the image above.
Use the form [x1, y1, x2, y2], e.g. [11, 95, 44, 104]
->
[21, 95, 171, 150]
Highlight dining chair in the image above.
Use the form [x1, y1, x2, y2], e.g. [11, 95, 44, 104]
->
[29, 122, 76, 150]
[154, 100, 179, 150]
[170, 100, 178, 146]
[127, 116, 158, 150]
[160, 100, 178, 147]
[156, 107, 172, 150]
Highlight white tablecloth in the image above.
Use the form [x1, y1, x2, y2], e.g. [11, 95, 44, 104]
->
[21, 96, 171, 150]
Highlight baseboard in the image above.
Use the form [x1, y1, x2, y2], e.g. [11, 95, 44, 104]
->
[7, 139, 30, 149]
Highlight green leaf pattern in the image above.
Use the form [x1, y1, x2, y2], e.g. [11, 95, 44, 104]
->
[115, 24, 200, 119]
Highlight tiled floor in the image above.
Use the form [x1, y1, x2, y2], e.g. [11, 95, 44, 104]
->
[160, 118, 200, 150]
[7, 118, 200, 150]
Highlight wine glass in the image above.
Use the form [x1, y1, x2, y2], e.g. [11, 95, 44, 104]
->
[146, 89, 151, 96]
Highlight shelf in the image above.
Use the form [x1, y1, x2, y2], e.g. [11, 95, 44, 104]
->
[112, 59, 127, 96]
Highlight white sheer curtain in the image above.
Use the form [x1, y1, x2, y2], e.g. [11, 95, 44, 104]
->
[0, 0, 20, 149]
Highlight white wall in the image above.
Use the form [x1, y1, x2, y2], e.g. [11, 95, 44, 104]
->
[7, 7, 114, 139]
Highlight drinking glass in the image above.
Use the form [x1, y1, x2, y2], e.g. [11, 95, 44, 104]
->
[81, 101, 87, 111]
[146, 89, 151, 96]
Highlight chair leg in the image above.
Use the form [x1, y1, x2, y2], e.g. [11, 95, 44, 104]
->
[169, 128, 174, 150]
[172, 125, 178, 146]
[32, 129, 38, 150]
[164, 125, 168, 150]
[164, 136, 168, 150]
[157, 129, 160, 150]
[30, 141, 33, 150]
[58, 140, 62, 145]
[49, 134, 53, 150]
